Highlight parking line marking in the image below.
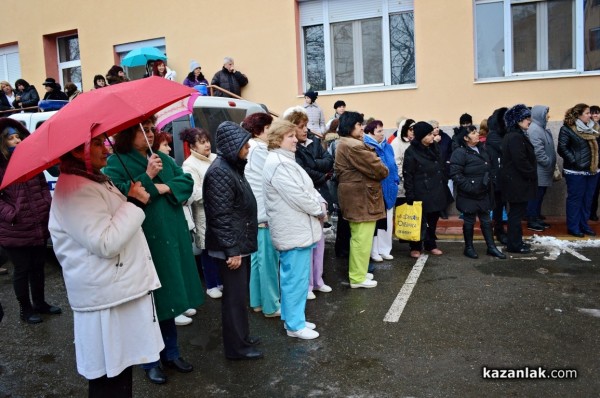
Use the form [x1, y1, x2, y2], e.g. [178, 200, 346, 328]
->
[384, 254, 428, 323]
[562, 247, 590, 262]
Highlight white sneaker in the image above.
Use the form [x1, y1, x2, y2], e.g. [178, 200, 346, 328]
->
[183, 308, 196, 317]
[286, 327, 320, 340]
[381, 254, 394, 260]
[207, 287, 223, 299]
[264, 309, 281, 318]
[253, 306, 263, 313]
[284, 321, 316, 330]
[307, 291, 316, 300]
[350, 279, 378, 289]
[316, 284, 332, 293]
[175, 314, 192, 326]
[366, 273, 374, 280]
[370, 254, 384, 262]
[217, 285, 223, 291]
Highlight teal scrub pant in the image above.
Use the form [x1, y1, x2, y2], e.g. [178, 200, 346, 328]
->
[249, 227, 280, 315]
[279, 245, 312, 332]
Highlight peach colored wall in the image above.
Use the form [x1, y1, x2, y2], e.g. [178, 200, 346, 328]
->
[1, 0, 599, 127]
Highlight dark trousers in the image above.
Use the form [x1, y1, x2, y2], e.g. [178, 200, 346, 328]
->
[565, 173, 600, 233]
[492, 191, 506, 235]
[409, 211, 440, 252]
[463, 210, 492, 230]
[4, 246, 47, 306]
[199, 250, 222, 289]
[335, 210, 351, 257]
[88, 366, 132, 398]
[526, 186, 548, 219]
[141, 318, 179, 369]
[216, 256, 252, 358]
[507, 202, 527, 251]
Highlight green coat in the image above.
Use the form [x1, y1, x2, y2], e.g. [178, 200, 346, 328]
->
[104, 150, 204, 321]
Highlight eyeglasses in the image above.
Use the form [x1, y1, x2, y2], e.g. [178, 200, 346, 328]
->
[139, 126, 157, 134]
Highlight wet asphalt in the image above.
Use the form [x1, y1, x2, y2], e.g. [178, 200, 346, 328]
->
[0, 238, 598, 398]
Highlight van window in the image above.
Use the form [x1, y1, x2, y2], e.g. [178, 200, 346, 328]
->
[192, 107, 247, 149]
[35, 121, 46, 130]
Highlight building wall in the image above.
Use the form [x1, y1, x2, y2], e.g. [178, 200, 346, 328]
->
[2, 0, 598, 215]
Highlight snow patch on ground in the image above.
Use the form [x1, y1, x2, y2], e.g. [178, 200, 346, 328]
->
[528, 235, 599, 261]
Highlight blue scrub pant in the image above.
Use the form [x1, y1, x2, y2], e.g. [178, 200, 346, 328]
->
[279, 246, 312, 332]
[565, 173, 599, 233]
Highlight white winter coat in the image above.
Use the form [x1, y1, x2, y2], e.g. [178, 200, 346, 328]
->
[49, 173, 161, 312]
[263, 148, 323, 251]
[182, 150, 217, 249]
[245, 138, 269, 222]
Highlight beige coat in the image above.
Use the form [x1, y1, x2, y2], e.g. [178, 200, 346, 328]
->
[182, 150, 217, 249]
[334, 136, 389, 222]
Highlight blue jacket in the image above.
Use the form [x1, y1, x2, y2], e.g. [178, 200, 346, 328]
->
[364, 134, 399, 209]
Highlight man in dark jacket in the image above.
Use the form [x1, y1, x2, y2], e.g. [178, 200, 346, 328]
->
[500, 104, 537, 254]
[485, 107, 509, 244]
[203, 121, 262, 360]
[41, 78, 68, 101]
[211, 57, 249, 98]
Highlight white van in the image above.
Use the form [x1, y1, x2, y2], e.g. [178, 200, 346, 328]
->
[168, 96, 268, 165]
[8, 97, 268, 191]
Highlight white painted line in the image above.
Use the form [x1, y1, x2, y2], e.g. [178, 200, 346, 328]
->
[562, 246, 591, 262]
[384, 254, 428, 323]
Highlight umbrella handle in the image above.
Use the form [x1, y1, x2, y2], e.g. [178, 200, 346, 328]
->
[104, 133, 135, 183]
[140, 123, 154, 156]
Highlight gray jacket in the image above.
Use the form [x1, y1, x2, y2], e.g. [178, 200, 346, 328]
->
[528, 105, 556, 187]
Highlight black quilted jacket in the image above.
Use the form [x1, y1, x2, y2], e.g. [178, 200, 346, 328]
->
[557, 124, 600, 172]
[203, 121, 258, 257]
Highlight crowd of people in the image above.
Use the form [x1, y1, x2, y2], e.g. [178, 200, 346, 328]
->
[0, 79, 599, 395]
[0, 55, 249, 118]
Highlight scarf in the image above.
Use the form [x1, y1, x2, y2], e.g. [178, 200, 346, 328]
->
[575, 119, 598, 135]
[60, 157, 111, 184]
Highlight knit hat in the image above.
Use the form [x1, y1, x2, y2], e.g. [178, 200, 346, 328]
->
[189, 60, 201, 72]
[333, 100, 346, 110]
[304, 91, 318, 103]
[504, 104, 532, 128]
[412, 121, 434, 142]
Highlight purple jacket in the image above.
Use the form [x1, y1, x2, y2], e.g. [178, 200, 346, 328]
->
[0, 166, 51, 247]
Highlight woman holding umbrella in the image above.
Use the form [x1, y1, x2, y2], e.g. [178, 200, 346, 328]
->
[0, 118, 60, 324]
[103, 116, 204, 384]
[49, 134, 164, 396]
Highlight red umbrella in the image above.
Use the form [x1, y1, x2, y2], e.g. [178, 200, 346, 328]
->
[0, 77, 196, 189]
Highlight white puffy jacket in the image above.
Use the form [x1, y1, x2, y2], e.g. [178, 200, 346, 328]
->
[245, 138, 269, 222]
[263, 148, 323, 251]
[49, 174, 161, 312]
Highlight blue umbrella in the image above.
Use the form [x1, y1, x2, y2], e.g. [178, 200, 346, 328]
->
[121, 47, 167, 67]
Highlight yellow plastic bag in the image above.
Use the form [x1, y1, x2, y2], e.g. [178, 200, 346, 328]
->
[394, 201, 423, 241]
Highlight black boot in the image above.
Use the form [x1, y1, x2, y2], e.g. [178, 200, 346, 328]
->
[463, 226, 478, 259]
[19, 299, 42, 324]
[482, 222, 507, 259]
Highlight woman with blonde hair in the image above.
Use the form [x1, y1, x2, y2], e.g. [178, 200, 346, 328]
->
[558, 103, 600, 237]
[263, 120, 325, 339]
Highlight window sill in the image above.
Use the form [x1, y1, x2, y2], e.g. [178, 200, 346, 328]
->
[475, 70, 600, 84]
[300, 83, 417, 96]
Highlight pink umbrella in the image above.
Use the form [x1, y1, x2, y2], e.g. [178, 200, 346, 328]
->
[1, 77, 196, 189]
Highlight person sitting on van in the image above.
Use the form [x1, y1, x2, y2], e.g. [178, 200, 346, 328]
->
[152, 60, 177, 81]
[106, 66, 128, 85]
[41, 78, 68, 101]
[13, 79, 40, 112]
[64, 82, 80, 101]
[211, 57, 248, 98]
[183, 61, 209, 96]
[0, 81, 16, 114]
[93, 75, 107, 90]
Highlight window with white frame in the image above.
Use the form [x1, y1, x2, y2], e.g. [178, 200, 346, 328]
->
[299, 0, 415, 92]
[0, 45, 22, 84]
[475, 0, 600, 79]
[57, 35, 81, 89]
